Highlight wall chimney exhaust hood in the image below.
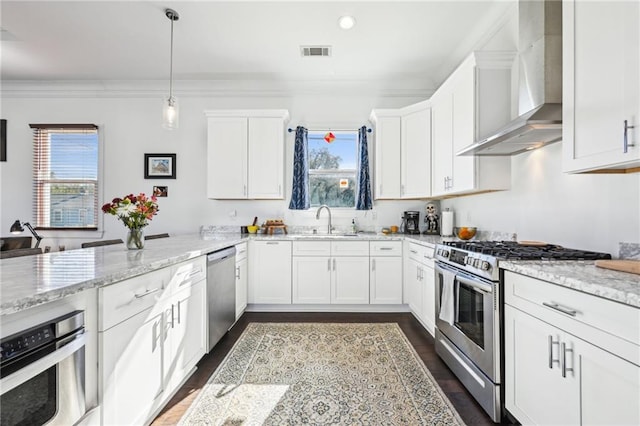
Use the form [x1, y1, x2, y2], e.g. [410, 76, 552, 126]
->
[458, 0, 562, 156]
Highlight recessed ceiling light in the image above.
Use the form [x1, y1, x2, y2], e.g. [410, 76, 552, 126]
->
[338, 15, 356, 30]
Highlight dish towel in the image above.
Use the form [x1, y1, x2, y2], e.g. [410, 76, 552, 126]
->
[439, 269, 456, 326]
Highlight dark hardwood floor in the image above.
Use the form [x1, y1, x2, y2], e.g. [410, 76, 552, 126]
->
[152, 312, 503, 425]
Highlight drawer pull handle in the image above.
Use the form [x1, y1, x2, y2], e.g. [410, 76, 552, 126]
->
[266, 242, 279, 245]
[542, 302, 578, 317]
[379, 247, 393, 251]
[134, 288, 160, 299]
[548, 335, 560, 369]
[187, 269, 201, 278]
[410, 249, 418, 254]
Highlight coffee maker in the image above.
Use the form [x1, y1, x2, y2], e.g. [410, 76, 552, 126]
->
[402, 211, 420, 234]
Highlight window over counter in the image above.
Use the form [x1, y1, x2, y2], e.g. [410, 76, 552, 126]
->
[308, 130, 357, 208]
[30, 124, 99, 230]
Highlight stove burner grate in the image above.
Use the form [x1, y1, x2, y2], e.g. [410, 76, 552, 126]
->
[442, 240, 611, 261]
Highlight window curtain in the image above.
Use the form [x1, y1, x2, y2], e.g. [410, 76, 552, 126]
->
[288, 126, 310, 210]
[355, 126, 373, 210]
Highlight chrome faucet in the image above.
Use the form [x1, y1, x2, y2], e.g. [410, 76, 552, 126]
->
[315, 205, 332, 234]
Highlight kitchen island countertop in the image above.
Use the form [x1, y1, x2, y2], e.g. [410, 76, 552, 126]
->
[500, 260, 640, 308]
[0, 234, 245, 316]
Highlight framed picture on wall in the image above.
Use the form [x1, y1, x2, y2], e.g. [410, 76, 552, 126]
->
[144, 153, 176, 179]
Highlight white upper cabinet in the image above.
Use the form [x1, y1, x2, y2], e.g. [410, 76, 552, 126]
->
[370, 112, 402, 199]
[431, 52, 514, 197]
[205, 110, 289, 199]
[401, 103, 432, 198]
[563, 0, 640, 173]
[370, 101, 431, 200]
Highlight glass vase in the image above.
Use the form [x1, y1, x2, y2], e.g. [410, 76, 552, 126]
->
[126, 228, 145, 250]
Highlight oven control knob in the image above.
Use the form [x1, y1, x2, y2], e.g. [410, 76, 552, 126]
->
[464, 256, 472, 265]
[480, 261, 491, 271]
[440, 249, 449, 258]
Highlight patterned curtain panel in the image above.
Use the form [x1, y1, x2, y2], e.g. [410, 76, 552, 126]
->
[288, 126, 310, 210]
[355, 126, 373, 210]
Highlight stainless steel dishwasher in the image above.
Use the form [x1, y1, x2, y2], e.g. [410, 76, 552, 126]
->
[206, 246, 236, 352]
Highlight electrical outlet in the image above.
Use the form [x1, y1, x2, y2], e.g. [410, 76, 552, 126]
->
[229, 209, 237, 220]
[372, 211, 378, 220]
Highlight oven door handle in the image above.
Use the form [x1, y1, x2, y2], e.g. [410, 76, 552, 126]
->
[435, 262, 492, 294]
[0, 331, 87, 396]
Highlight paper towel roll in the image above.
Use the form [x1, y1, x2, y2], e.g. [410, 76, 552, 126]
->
[441, 210, 454, 236]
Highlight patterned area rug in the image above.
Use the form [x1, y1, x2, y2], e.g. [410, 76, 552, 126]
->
[179, 323, 465, 425]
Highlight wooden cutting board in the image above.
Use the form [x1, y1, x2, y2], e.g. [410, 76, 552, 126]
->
[594, 260, 640, 275]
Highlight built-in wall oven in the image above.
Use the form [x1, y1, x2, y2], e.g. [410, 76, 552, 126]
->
[0, 311, 86, 426]
[434, 240, 612, 422]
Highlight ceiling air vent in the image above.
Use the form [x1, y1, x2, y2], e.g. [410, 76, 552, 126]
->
[301, 46, 331, 57]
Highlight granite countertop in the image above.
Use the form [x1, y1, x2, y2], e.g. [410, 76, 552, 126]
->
[0, 234, 245, 316]
[500, 260, 640, 308]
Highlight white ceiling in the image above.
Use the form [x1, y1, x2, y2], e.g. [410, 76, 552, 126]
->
[1, 1, 514, 94]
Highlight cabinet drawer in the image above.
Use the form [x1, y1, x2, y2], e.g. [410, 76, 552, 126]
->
[331, 241, 369, 256]
[100, 267, 170, 331]
[407, 242, 434, 263]
[370, 241, 402, 256]
[168, 256, 206, 294]
[293, 241, 331, 256]
[235, 242, 248, 261]
[504, 271, 640, 350]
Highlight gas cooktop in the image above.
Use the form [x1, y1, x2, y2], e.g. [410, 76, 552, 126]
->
[435, 240, 612, 281]
[441, 240, 612, 261]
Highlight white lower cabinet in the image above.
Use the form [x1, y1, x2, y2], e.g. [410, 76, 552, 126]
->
[248, 240, 292, 304]
[404, 241, 435, 335]
[101, 308, 163, 426]
[293, 256, 332, 303]
[99, 256, 207, 426]
[370, 241, 403, 304]
[504, 271, 640, 425]
[235, 242, 248, 319]
[332, 256, 370, 304]
[292, 241, 369, 304]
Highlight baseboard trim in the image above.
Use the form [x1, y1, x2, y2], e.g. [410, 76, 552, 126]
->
[245, 304, 411, 313]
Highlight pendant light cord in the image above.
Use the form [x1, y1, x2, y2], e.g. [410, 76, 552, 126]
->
[169, 15, 174, 100]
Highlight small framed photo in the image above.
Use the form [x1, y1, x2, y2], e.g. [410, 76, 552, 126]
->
[153, 185, 168, 197]
[144, 153, 176, 179]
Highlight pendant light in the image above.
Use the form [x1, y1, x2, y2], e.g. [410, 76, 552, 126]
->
[162, 8, 180, 130]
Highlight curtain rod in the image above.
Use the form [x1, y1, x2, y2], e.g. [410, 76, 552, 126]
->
[287, 127, 372, 133]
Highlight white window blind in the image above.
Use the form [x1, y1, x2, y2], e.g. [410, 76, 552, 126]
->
[30, 124, 99, 230]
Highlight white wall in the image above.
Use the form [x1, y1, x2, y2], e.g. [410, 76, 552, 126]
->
[0, 93, 428, 250]
[441, 142, 640, 256]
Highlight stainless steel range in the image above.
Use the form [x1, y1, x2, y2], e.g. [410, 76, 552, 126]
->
[433, 241, 611, 422]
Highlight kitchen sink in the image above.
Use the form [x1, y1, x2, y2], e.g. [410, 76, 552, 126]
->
[293, 233, 360, 239]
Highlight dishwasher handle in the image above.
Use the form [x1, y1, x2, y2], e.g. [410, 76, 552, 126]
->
[207, 246, 237, 264]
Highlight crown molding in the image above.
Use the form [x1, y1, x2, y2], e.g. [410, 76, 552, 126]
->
[1, 78, 435, 99]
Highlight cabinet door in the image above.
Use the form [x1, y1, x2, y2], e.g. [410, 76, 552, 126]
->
[235, 257, 248, 319]
[407, 259, 423, 316]
[563, 0, 640, 172]
[247, 117, 285, 199]
[431, 91, 453, 196]
[421, 264, 436, 336]
[248, 241, 292, 304]
[374, 116, 402, 199]
[369, 256, 402, 304]
[451, 63, 476, 193]
[331, 256, 369, 304]
[292, 256, 331, 304]
[504, 305, 579, 425]
[207, 117, 248, 199]
[401, 108, 431, 198]
[165, 280, 206, 395]
[578, 335, 640, 425]
[101, 309, 164, 426]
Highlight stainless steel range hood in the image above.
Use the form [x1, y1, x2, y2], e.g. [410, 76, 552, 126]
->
[458, 0, 562, 156]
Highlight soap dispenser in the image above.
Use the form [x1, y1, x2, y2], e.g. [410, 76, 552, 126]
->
[351, 218, 357, 234]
